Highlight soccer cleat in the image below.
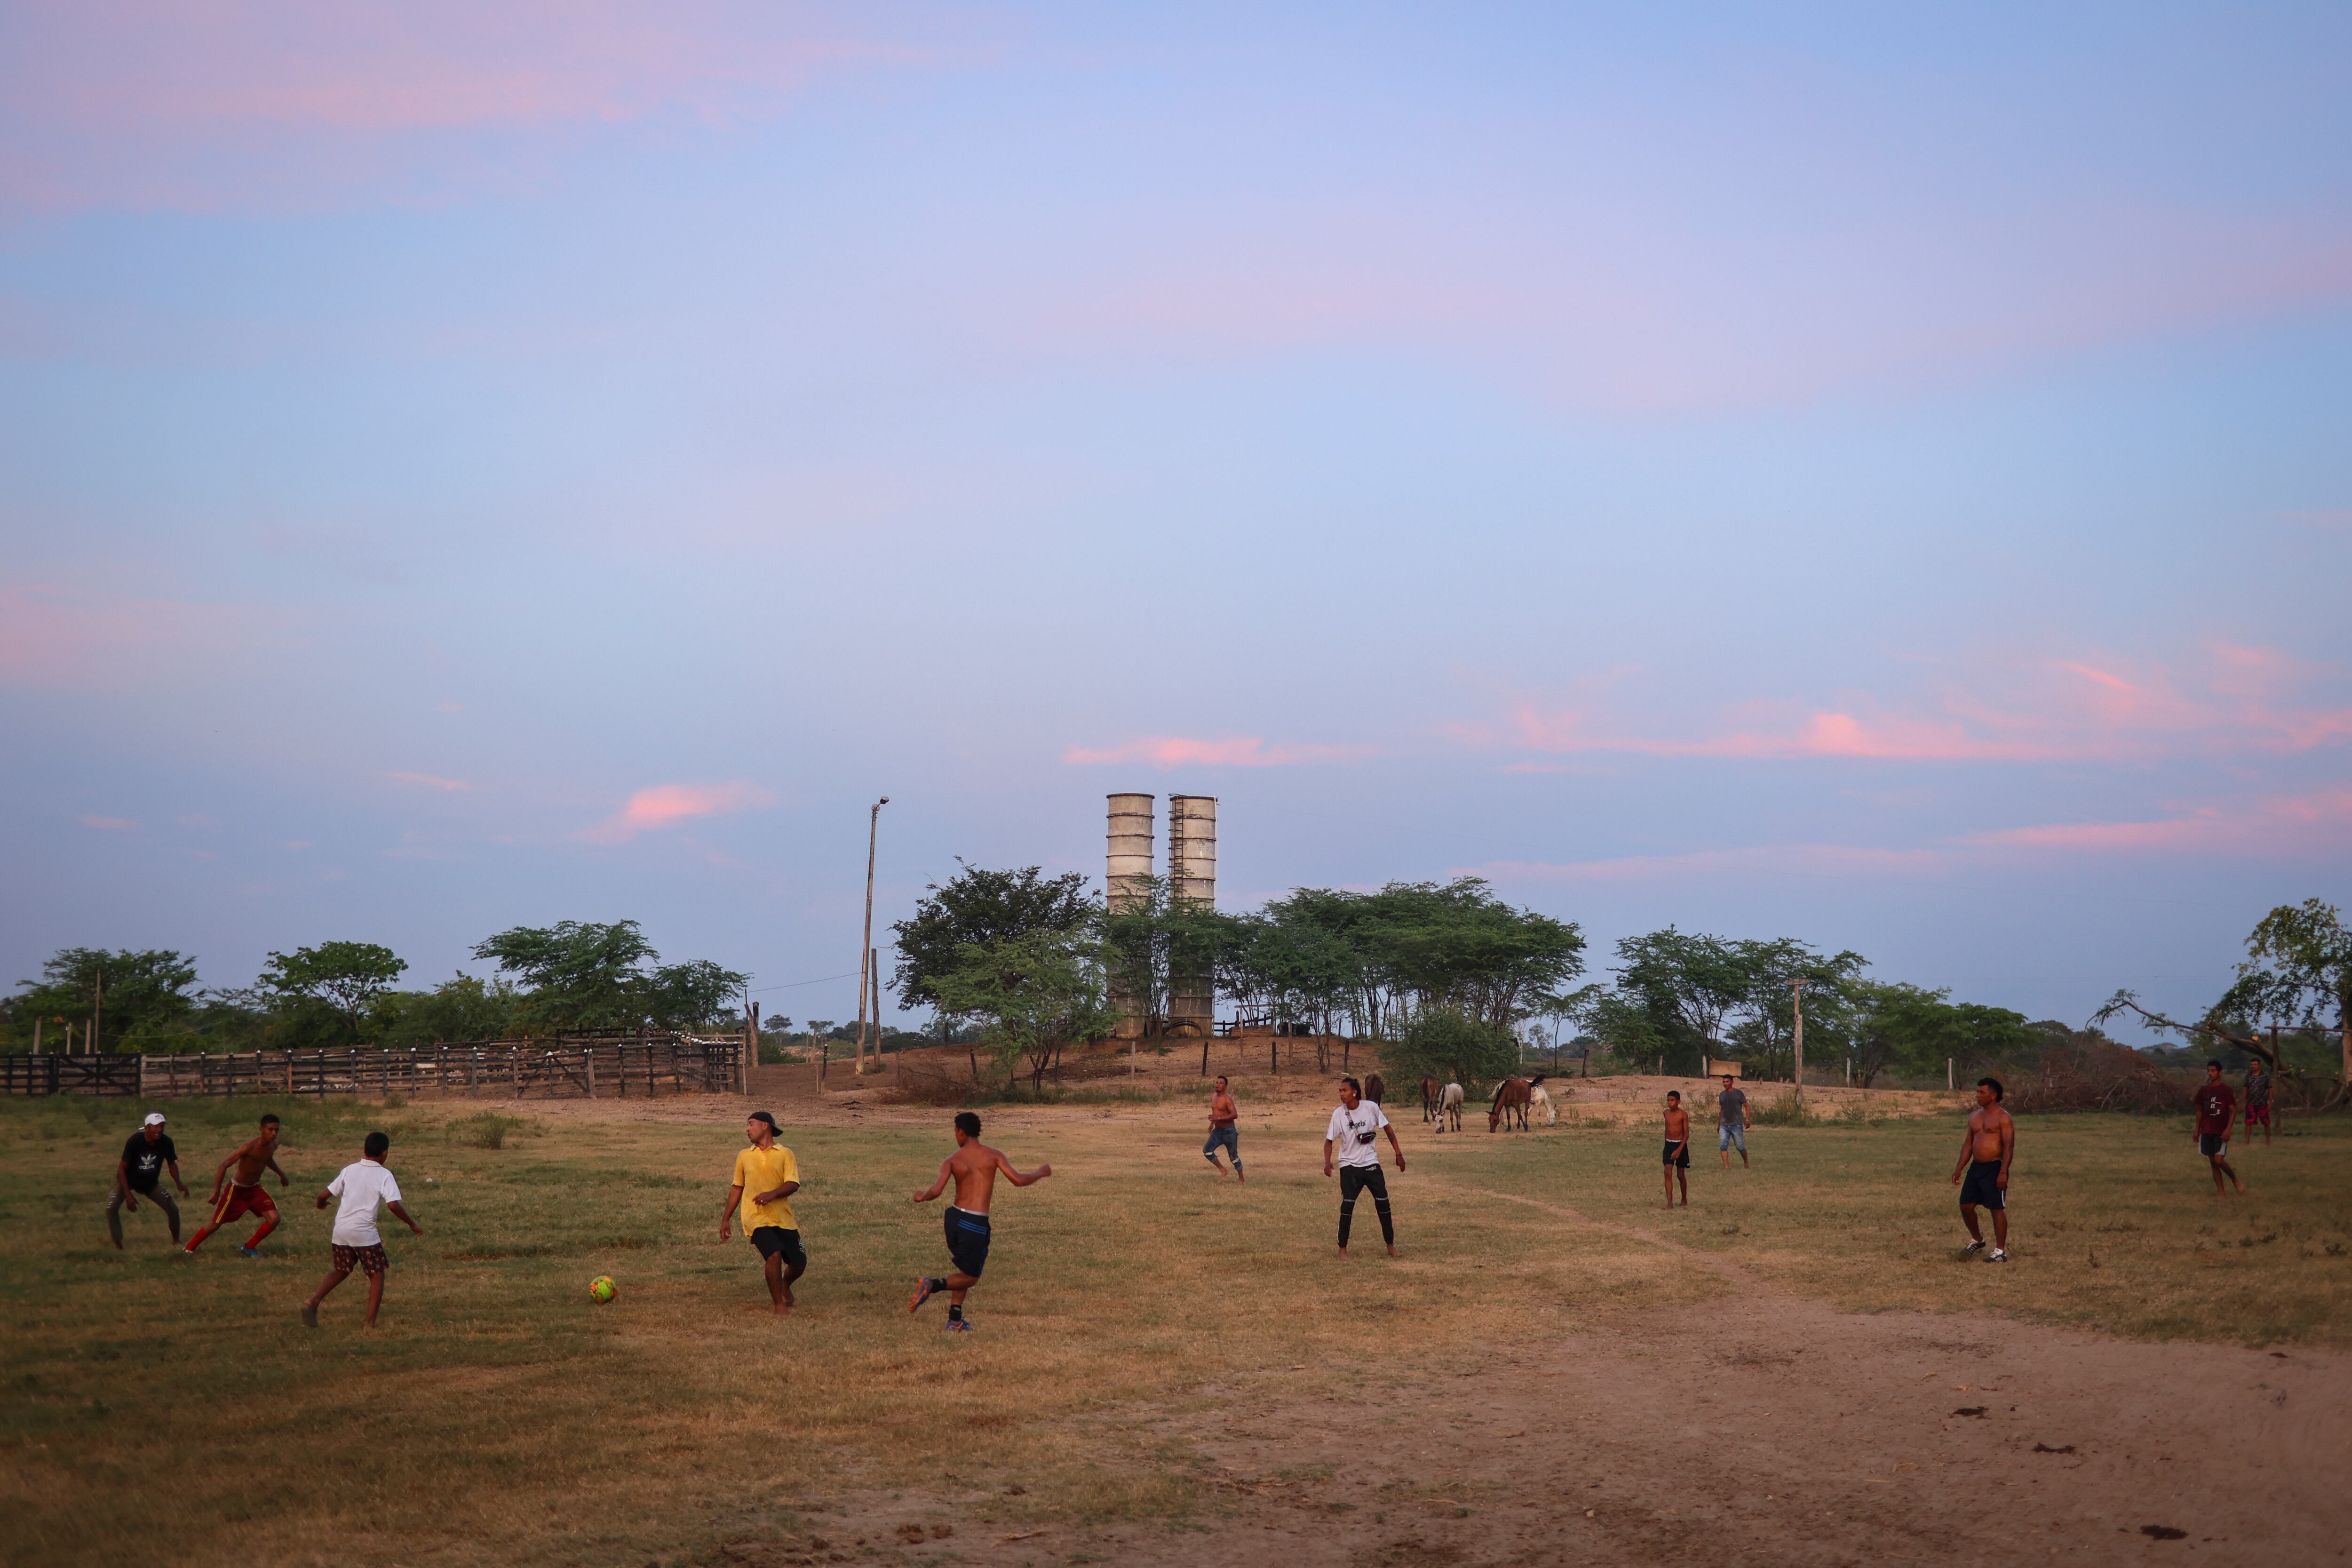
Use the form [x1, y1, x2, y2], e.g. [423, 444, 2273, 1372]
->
[1986, 1248, 2007, 1263]
[1962, 1238, 1985, 1255]
[908, 1276, 938, 1313]
[943, 1318, 973, 1332]
[301, 1303, 318, 1329]
[239, 1246, 260, 1258]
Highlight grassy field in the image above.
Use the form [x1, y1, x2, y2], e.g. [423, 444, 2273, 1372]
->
[3, 1092, 2346, 1567]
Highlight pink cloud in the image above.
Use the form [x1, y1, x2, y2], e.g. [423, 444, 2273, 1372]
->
[1966, 789, 2352, 858]
[0, 581, 272, 692]
[0, 3, 989, 211]
[1062, 735, 1374, 769]
[388, 772, 474, 792]
[580, 780, 777, 844]
[79, 815, 138, 831]
[1467, 643, 2352, 768]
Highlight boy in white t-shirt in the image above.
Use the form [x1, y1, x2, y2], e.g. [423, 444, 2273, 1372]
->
[300, 1130, 422, 1329]
[1323, 1076, 1406, 1258]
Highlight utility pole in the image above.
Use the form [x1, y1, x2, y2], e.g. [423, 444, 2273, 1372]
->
[93, 968, 103, 1057]
[1790, 978, 1806, 1114]
[856, 797, 889, 1076]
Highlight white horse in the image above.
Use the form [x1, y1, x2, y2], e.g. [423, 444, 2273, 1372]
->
[1438, 1081, 1464, 1132]
[1527, 1076, 1556, 1127]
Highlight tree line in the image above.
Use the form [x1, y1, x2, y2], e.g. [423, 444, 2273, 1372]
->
[4, 921, 748, 1054]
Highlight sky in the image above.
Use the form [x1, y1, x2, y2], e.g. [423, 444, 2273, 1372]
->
[3, 2, 2348, 1037]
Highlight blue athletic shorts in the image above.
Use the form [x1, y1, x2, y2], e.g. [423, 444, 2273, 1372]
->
[945, 1206, 991, 1278]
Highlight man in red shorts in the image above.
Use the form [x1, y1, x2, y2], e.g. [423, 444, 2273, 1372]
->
[2242, 1055, 2273, 1147]
[185, 1113, 288, 1257]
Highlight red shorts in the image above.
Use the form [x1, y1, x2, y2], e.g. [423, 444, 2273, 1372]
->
[2245, 1103, 2271, 1128]
[212, 1184, 277, 1226]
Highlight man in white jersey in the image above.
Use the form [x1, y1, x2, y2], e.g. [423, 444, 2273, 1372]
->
[1323, 1076, 1406, 1258]
[300, 1130, 421, 1330]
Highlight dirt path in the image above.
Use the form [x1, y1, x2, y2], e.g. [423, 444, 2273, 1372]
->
[735, 1177, 2352, 1568]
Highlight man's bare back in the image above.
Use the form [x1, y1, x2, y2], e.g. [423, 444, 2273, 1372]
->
[917, 1140, 1048, 1215]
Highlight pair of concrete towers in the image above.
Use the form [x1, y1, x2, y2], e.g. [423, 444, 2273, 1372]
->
[1105, 792, 1216, 1039]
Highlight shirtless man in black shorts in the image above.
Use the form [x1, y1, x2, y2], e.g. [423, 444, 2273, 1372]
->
[908, 1112, 1052, 1332]
[1951, 1076, 2015, 1261]
[1661, 1091, 1691, 1207]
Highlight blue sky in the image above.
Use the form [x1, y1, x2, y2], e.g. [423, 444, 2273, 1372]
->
[4, 3, 2348, 1032]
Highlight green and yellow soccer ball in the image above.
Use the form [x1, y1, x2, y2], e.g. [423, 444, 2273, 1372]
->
[588, 1274, 617, 1305]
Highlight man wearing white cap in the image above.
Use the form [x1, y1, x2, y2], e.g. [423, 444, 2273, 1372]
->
[110, 1113, 189, 1248]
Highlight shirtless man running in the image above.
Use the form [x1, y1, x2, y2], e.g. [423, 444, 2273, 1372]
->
[185, 1113, 288, 1257]
[1950, 1076, 2015, 1262]
[1661, 1091, 1691, 1207]
[1204, 1075, 1244, 1182]
[908, 1112, 1052, 1332]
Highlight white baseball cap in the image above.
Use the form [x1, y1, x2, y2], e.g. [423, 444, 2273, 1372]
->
[143, 1112, 167, 1126]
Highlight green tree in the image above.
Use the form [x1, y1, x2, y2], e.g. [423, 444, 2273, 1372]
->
[930, 930, 1121, 1089]
[890, 862, 1097, 1021]
[1848, 982, 2034, 1087]
[472, 920, 749, 1034]
[1381, 1007, 1522, 1093]
[1099, 874, 1235, 1037]
[258, 941, 407, 1041]
[371, 974, 523, 1048]
[12, 947, 200, 1051]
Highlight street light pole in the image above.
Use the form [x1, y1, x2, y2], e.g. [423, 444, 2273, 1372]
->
[856, 797, 889, 1075]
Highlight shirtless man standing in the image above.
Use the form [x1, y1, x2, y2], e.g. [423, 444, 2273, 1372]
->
[1661, 1091, 1691, 1207]
[1950, 1077, 2015, 1261]
[908, 1112, 1052, 1332]
[185, 1113, 288, 1257]
[1203, 1075, 1244, 1182]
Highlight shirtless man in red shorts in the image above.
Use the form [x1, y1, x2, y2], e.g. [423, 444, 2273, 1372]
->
[185, 1113, 288, 1257]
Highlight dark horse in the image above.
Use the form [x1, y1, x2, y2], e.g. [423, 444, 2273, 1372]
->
[1421, 1075, 1440, 1122]
[1363, 1073, 1386, 1106]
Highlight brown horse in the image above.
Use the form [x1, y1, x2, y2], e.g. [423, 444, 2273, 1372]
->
[1364, 1072, 1386, 1106]
[1488, 1076, 1533, 1132]
[1421, 1076, 1440, 1123]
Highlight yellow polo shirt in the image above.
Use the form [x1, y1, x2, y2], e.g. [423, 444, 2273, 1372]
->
[731, 1144, 800, 1231]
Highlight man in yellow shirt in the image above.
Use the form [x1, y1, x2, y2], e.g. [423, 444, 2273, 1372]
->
[719, 1111, 804, 1316]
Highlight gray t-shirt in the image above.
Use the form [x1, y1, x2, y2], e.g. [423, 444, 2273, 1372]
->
[1718, 1088, 1748, 1127]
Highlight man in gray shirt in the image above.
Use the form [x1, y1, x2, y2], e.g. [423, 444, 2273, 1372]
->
[1717, 1074, 1750, 1169]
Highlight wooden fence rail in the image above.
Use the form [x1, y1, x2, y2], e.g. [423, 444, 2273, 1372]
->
[0, 1036, 747, 1101]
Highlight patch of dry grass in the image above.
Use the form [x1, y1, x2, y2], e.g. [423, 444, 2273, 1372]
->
[5, 1093, 2345, 1566]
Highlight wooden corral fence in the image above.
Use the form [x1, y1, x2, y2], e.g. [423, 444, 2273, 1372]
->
[0, 1034, 748, 1101]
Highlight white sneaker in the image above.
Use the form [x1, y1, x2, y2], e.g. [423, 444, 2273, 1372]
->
[1962, 1238, 1985, 1255]
[1986, 1248, 2007, 1263]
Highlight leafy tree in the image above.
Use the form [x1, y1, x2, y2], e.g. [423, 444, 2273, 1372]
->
[472, 920, 749, 1034]
[258, 941, 407, 1041]
[1847, 982, 2034, 1087]
[12, 947, 200, 1051]
[891, 863, 1097, 1020]
[1611, 929, 1866, 1078]
[930, 930, 1121, 1089]
[371, 974, 522, 1048]
[1382, 1007, 1522, 1092]
[1099, 873, 1235, 1037]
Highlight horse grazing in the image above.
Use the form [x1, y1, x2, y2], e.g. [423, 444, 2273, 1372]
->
[1527, 1074, 1557, 1127]
[1364, 1073, 1386, 1106]
[1421, 1076, 1440, 1123]
[1488, 1076, 1533, 1132]
[1438, 1081, 1464, 1132]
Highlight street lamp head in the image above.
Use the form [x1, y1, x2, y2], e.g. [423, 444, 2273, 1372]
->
[880, 796, 890, 805]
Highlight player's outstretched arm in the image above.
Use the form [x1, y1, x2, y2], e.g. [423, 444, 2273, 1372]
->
[912, 1162, 953, 1203]
[387, 1199, 422, 1236]
[995, 1149, 1051, 1186]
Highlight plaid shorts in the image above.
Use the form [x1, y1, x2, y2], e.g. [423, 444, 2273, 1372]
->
[331, 1243, 389, 1276]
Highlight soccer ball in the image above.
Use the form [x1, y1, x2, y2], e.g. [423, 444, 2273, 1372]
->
[588, 1274, 617, 1304]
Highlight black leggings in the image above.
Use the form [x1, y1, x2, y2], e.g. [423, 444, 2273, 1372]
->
[1338, 1165, 1393, 1248]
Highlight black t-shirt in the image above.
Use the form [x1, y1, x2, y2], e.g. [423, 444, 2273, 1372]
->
[120, 1132, 177, 1192]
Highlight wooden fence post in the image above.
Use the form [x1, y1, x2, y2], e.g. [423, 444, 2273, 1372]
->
[586, 1044, 597, 1099]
